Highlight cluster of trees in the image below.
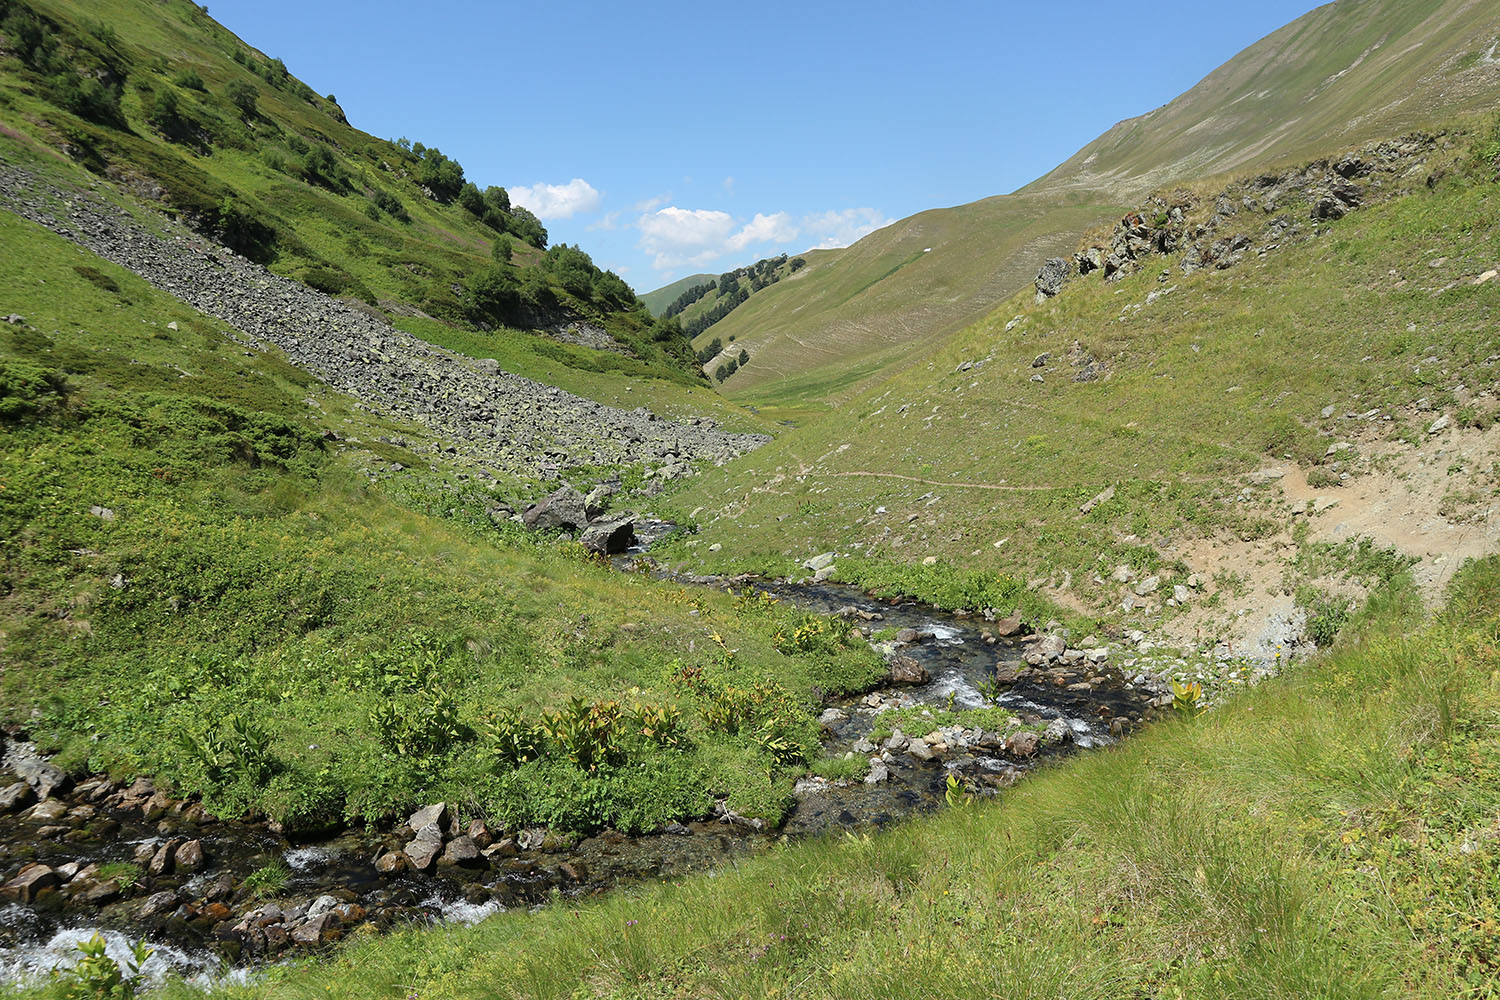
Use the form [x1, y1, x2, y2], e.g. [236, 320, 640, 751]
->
[679, 254, 804, 338]
[694, 337, 723, 364]
[660, 279, 716, 320]
[391, 138, 547, 249]
[682, 285, 749, 338]
[462, 242, 638, 329]
[1, 3, 125, 124]
[713, 348, 750, 383]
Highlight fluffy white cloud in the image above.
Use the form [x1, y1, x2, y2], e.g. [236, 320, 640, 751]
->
[728, 212, 798, 251]
[637, 207, 800, 271]
[801, 207, 895, 250]
[509, 178, 602, 220]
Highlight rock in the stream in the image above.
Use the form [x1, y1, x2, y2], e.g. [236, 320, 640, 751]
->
[404, 824, 446, 871]
[907, 741, 937, 762]
[139, 890, 180, 918]
[407, 802, 448, 834]
[1005, 731, 1041, 758]
[580, 515, 636, 555]
[817, 708, 848, 726]
[2, 864, 59, 903]
[440, 835, 481, 867]
[27, 798, 69, 823]
[523, 487, 589, 533]
[1043, 718, 1074, 745]
[995, 661, 1023, 684]
[864, 759, 889, 784]
[0, 781, 36, 813]
[174, 839, 207, 873]
[887, 655, 929, 685]
[149, 837, 185, 876]
[374, 850, 407, 874]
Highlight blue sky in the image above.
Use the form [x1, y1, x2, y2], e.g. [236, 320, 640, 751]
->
[210, 1, 1323, 292]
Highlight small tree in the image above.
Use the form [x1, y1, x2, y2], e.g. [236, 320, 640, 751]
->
[492, 235, 512, 263]
[224, 79, 257, 117]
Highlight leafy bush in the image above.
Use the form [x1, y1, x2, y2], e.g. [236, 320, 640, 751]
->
[540, 696, 623, 773]
[54, 934, 153, 1000]
[223, 79, 257, 117]
[172, 68, 205, 91]
[0, 359, 69, 423]
[1298, 586, 1352, 647]
[478, 707, 545, 766]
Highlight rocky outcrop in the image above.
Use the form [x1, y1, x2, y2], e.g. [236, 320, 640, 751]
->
[1051, 132, 1447, 290]
[0, 162, 769, 478]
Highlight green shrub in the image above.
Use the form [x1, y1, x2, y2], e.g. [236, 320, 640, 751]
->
[1298, 586, 1352, 647]
[0, 359, 69, 423]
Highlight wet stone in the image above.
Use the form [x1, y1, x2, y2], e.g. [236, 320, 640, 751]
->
[0, 781, 35, 813]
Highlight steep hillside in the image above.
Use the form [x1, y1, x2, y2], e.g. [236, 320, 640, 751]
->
[717, 0, 1500, 400]
[639, 272, 715, 316]
[0, 0, 710, 385]
[659, 121, 1500, 661]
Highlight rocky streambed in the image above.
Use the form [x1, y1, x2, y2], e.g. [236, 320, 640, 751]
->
[0, 568, 1166, 988]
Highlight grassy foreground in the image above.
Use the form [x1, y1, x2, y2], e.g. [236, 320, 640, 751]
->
[89, 557, 1493, 1000]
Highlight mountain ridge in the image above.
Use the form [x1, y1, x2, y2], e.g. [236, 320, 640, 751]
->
[705, 0, 1500, 401]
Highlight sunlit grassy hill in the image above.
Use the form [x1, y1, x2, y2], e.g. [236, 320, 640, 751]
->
[706, 0, 1500, 404]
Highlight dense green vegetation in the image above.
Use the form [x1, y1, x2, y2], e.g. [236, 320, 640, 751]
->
[0, 0, 704, 376]
[109, 555, 1500, 1000]
[0, 211, 879, 836]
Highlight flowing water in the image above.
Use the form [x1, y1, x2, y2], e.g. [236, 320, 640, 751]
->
[0, 537, 1153, 987]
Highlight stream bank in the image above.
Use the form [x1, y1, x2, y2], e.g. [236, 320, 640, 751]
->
[0, 566, 1161, 987]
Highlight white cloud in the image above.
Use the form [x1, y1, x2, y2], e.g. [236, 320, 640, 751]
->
[723, 176, 736, 195]
[801, 207, 895, 250]
[632, 193, 671, 212]
[586, 211, 621, 232]
[509, 178, 602, 220]
[728, 212, 798, 251]
[636, 206, 801, 270]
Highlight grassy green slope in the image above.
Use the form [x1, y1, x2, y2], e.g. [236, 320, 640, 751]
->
[163, 556, 1500, 1000]
[712, 0, 1500, 401]
[0, 208, 876, 835]
[0, 0, 713, 392]
[1030, 0, 1500, 196]
[640, 272, 716, 316]
[659, 125, 1500, 616]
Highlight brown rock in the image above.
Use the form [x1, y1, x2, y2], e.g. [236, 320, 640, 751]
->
[991, 613, 1025, 637]
[1005, 731, 1041, 758]
[440, 835, 481, 866]
[290, 912, 339, 947]
[995, 661, 1022, 684]
[0, 782, 35, 813]
[466, 818, 493, 849]
[200, 902, 232, 923]
[174, 839, 207, 873]
[374, 851, 407, 874]
[2, 864, 59, 903]
[887, 654, 929, 685]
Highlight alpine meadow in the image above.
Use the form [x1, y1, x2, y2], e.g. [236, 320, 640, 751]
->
[0, 1, 1498, 998]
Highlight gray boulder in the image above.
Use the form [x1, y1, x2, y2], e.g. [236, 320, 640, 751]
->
[1034, 257, 1070, 301]
[523, 487, 589, 533]
[404, 823, 445, 871]
[0, 782, 35, 813]
[580, 515, 636, 555]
